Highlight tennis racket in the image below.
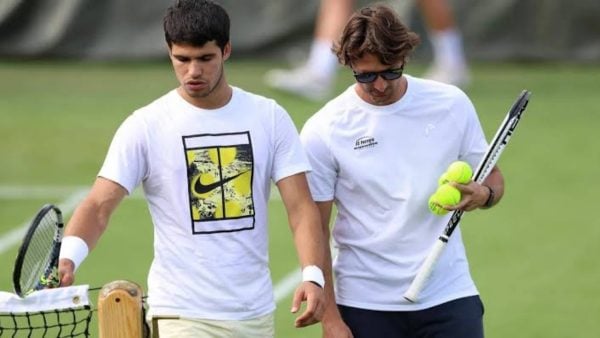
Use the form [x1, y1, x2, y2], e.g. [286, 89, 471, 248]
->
[12, 204, 65, 297]
[403, 90, 531, 303]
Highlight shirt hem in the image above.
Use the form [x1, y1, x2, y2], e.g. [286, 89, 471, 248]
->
[336, 290, 479, 311]
[147, 304, 276, 321]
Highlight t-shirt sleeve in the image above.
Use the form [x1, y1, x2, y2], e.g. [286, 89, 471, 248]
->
[271, 105, 311, 182]
[299, 116, 337, 201]
[98, 113, 148, 194]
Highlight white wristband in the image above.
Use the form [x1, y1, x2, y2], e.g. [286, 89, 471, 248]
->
[59, 236, 89, 272]
[302, 265, 325, 288]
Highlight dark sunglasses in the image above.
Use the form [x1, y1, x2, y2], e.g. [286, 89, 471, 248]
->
[353, 66, 404, 83]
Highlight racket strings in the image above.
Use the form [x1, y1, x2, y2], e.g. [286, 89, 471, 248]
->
[20, 211, 61, 293]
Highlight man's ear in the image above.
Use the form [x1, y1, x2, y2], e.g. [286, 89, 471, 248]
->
[222, 42, 232, 61]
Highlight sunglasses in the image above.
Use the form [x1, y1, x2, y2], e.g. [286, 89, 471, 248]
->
[353, 66, 404, 83]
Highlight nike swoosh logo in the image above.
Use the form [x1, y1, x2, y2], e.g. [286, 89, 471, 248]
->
[194, 171, 248, 195]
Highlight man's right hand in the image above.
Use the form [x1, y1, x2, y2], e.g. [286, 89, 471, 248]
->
[58, 258, 75, 286]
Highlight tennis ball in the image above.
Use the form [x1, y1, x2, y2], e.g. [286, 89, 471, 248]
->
[40, 266, 60, 288]
[436, 184, 462, 205]
[446, 161, 473, 184]
[428, 195, 448, 215]
[438, 172, 450, 186]
[428, 184, 461, 216]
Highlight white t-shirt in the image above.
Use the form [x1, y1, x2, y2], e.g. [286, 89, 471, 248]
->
[99, 87, 310, 320]
[300, 75, 488, 311]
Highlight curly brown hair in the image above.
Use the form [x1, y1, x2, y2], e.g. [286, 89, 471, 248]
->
[333, 4, 421, 67]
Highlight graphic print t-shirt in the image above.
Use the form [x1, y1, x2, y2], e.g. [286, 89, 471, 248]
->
[98, 87, 309, 320]
[184, 132, 255, 234]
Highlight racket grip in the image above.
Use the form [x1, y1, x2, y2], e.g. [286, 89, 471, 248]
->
[403, 237, 448, 303]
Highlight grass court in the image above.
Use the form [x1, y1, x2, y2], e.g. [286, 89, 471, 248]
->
[1, 59, 599, 337]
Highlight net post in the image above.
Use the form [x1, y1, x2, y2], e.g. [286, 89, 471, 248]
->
[98, 280, 144, 338]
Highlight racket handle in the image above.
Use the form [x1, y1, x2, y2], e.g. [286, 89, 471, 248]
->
[403, 237, 448, 303]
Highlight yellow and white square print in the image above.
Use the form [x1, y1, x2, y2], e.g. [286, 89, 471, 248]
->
[183, 132, 254, 234]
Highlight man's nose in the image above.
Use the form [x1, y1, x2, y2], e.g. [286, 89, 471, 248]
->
[372, 75, 387, 91]
[189, 60, 203, 77]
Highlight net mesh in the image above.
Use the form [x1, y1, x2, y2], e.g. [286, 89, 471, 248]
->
[0, 285, 95, 338]
[0, 284, 149, 338]
[0, 306, 93, 337]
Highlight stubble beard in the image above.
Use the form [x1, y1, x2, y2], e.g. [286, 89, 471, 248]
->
[187, 63, 225, 99]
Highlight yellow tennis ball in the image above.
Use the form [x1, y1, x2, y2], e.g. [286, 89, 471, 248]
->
[438, 172, 450, 186]
[446, 161, 473, 184]
[428, 184, 461, 215]
[437, 184, 462, 205]
[428, 195, 448, 215]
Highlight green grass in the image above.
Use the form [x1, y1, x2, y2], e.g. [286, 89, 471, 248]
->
[1, 59, 599, 337]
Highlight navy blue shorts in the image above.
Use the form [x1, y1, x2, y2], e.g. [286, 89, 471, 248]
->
[338, 296, 485, 338]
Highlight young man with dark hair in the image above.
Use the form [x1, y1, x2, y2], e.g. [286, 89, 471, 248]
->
[58, 1, 326, 336]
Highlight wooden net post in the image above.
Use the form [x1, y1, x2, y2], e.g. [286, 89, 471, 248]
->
[98, 280, 145, 338]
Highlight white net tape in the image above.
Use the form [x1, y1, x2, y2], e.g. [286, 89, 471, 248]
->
[0, 285, 89, 313]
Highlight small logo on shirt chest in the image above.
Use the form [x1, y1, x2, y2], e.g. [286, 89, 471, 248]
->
[354, 136, 378, 150]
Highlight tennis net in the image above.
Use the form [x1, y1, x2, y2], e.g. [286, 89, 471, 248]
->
[0, 285, 92, 337]
[0, 281, 148, 338]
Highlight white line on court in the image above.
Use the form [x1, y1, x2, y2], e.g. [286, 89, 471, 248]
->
[0, 185, 88, 200]
[274, 268, 301, 303]
[0, 188, 89, 256]
[0, 184, 281, 200]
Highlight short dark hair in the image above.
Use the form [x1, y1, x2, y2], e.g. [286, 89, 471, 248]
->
[333, 4, 421, 66]
[163, 0, 230, 51]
